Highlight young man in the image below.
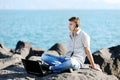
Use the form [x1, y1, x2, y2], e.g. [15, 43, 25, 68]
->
[41, 17, 102, 73]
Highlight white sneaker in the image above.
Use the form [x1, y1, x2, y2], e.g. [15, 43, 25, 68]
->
[69, 68, 73, 73]
[49, 66, 53, 70]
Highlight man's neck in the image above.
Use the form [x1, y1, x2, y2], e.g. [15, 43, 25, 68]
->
[72, 28, 81, 36]
[72, 31, 77, 36]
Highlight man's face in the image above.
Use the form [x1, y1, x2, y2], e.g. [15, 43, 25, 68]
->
[68, 21, 76, 32]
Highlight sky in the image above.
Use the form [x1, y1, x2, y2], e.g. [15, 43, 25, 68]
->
[0, 0, 120, 10]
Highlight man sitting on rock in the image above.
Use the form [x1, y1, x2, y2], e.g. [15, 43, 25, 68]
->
[41, 17, 102, 73]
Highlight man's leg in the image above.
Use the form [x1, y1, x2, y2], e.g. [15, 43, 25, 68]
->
[51, 57, 81, 73]
[41, 53, 66, 66]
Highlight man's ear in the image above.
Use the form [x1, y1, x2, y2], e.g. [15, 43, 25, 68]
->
[75, 27, 79, 30]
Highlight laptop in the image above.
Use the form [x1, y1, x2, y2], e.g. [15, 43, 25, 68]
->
[22, 59, 46, 76]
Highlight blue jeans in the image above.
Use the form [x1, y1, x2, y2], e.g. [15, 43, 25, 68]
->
[41, 53, 81, 73]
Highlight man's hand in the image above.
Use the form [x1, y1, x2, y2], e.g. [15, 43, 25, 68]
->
[85, 47, 102, 72]
[89, 64, 102, 72]
[92, 65, 102, 72]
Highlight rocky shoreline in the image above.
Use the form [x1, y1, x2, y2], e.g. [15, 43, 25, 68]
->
[0, 41, 119, 80]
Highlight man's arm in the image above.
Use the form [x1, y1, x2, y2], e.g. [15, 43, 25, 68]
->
[85, 47, 102, 71]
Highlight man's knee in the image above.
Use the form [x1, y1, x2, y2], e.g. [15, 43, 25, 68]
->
[41, 53, 49, 61]
[70, 58, 80, 70]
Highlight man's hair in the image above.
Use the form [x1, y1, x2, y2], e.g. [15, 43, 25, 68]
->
[68, 17, 80, 27]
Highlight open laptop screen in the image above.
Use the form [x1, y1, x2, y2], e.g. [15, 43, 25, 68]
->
[22, 59, 44, 76]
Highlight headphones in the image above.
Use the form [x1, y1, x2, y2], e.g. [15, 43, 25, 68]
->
[75, 21, 79, 28]
[74, 17, 79, 28]
[71, 17, 79, 31]
[73, 21, 78, 31]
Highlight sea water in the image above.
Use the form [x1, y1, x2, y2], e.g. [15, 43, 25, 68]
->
[0, 10, 120, 52]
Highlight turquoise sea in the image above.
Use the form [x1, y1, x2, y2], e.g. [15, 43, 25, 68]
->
[0, 10, 120, 52]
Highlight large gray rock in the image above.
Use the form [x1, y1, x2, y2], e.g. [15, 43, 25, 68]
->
[40, 67, 118, 80]
[27, 43, 66, 59]
[85, 45, 120, 79]
[15, 41, 32, 59]
[0, 54, 22, 70]
[0, 43, 13, 58]
[0, 41, 66, 69]
[26, 47, 45, 59]
[48, 43, 67, 56]
[0, 43, 23, 70]
[15, 40, 45, 59]
[0, 41, 44, 70]
[0, 64, 118, 80]
[0, 42, 119, 80]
